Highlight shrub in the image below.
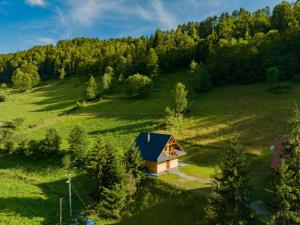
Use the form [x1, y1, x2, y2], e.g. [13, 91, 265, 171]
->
[194, 67, 213, 93]
[39, 128, 61, 158]
[164, 107, 184, 129]
[0, 89, 6, 102]
[12, 117, 25, 128]
[266, 67, 280, 84]
[126, 74, 152, 98]
[0, 83, 7, 90]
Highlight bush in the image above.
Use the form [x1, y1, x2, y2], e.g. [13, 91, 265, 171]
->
[0, 83, 7, 90]
[164, 107, 184, 129]
[194, 67, 213, 93]
[39, 128, 61, 159]
[12, 117, 25, 128]
[266, 67, 280, 84]
[0, 89, 6, 102]
[125, 74, 152, 98]
[267, 83, 292, 94]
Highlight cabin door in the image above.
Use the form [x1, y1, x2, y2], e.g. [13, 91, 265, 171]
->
[166, 160, 170, 169]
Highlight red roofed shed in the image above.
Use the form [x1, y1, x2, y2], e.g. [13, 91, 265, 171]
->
[270, 136, 286, 169]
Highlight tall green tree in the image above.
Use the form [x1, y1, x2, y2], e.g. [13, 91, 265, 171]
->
[86, 75, 97, 100]
[125, 146, 144, 184]
[206, 134, 253, 225]
[146, 48, 159, 76]
[68, 126, 88, 168]
[85, 138, 108, 186]
[101, 66, 113, 95]
[271, 107, 300, 225]
[174, 82, 188, 114]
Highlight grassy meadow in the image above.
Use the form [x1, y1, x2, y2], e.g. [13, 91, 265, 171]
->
[0, 71, 299, 224]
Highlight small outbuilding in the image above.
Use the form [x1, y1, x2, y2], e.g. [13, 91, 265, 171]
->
[270, 136, 287, 169]
[135, 132, 186, 173]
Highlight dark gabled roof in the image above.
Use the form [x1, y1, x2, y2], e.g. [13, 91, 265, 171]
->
[135, 132, 186, 163]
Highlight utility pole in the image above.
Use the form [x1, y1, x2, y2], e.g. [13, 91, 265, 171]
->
[66, 173, 72, 218]
[59, 198, 63, 225]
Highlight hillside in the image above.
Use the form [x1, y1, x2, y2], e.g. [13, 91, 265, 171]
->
[0, 71, 299, 224]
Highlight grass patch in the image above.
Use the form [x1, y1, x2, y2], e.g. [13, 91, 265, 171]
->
[180, 165, 217, 179]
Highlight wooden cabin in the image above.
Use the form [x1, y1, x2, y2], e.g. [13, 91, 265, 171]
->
[135, 132, 186, 173]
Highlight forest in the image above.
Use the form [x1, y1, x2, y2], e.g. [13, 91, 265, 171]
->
[1, 1, 300, 86]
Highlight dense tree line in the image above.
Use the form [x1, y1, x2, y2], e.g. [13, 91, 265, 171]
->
[1, 1, 300, 87]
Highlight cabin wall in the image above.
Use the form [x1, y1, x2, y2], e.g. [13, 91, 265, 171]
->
[169, 158, 178, 169]
[144, 159, 178, 173]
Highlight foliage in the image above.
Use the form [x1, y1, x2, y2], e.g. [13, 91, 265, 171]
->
[101, 66, 113, 95]
[266, 67, 280, 84]
[194, 66, 213, 93]
[124, 146, 144, 185]
[0, 2, 300, 88]
[174, 82, 188, 114]
[125, 73, 152, 98]
[271, 107, 300, 224]
[205, 134, 254, 225]
[146, 48, 159, 76]
[164, 106, 184, 130]
[0, 83, 7, 90]
[86, 75, 97, 100]
[85, 138, 108, 186]
[189, 60, 199, 74]
[97, 183, 128, 219]
[11, 64, 40, 91]
[0, 89, 6, 102]
[58, 67, 65, 80]
[67, 126, 88, 168]
[38, 128, 61, 159]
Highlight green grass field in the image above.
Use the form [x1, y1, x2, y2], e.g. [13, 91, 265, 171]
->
[0, 71, 299, 224]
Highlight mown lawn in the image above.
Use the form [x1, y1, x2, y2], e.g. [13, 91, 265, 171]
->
[0, 71, 299, 224]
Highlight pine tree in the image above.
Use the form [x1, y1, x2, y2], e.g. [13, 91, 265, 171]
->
[85, 138, 108, 186]
[125, 146, 144, 184]
[92, 144, 128, 219]
[97, 183, 127, 219]
[86, 75, 97, 100]
[206, 134, 253, 225]
[68, 126, 88, 168]
[271, 107, 300, 225]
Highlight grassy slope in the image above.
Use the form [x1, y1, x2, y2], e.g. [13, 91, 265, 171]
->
[0, 71, 299, 224]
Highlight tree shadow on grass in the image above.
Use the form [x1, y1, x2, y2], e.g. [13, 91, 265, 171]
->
[88, 119, 158, 136]
[0, 171, 94, 225]
[116, 186, 210, 225]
